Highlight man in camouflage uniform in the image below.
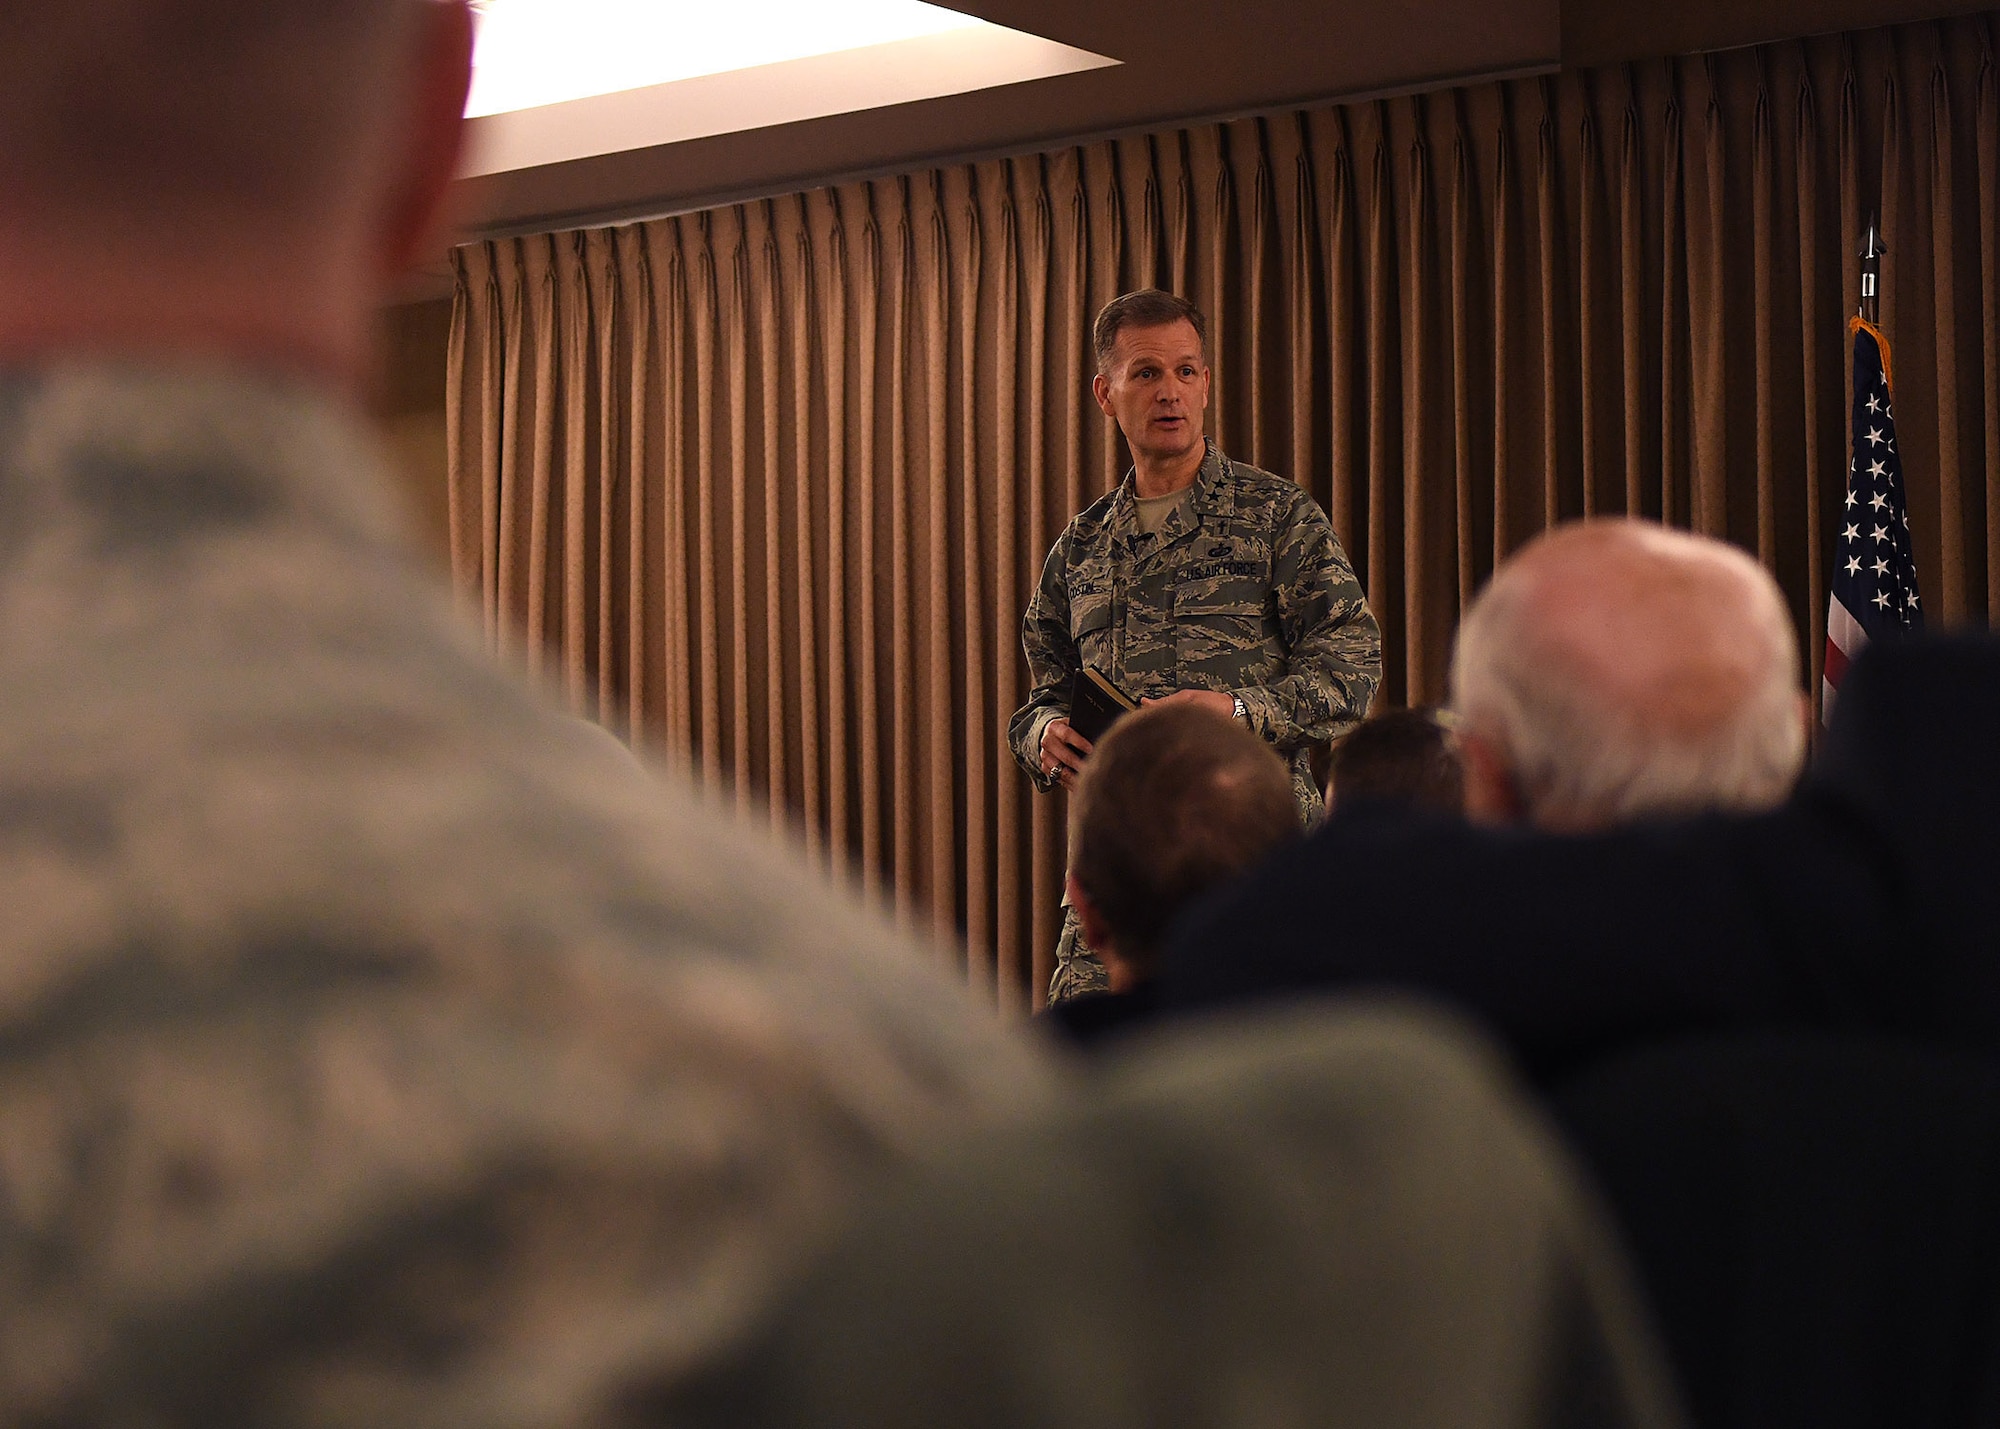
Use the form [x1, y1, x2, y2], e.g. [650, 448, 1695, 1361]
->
[1008, 290, 1381, 1004]
[0, 4, 1042, 1424]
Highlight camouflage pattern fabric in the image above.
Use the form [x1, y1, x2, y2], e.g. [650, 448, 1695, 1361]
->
[1048, 905, 1109, 1003]
[0, 364, 1049, 1428]
[1008, 441, 1382, 1003]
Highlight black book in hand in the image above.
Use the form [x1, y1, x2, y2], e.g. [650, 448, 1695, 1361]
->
[1068, 666, 1139, 746]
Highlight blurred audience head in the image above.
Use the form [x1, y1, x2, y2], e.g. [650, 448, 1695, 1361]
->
[0, 0, 474, 380]
[1068, 703, 1298, 990]
[559, 714, 651, 778]
[665, 1004, 1687, 1429]
[1450, 519, 1806, 831]
[1325, 708, 1464, 816]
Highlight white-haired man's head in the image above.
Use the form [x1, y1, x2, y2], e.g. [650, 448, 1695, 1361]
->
[1448, 519, 1808, 831]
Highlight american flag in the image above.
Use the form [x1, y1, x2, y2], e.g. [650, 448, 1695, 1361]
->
[1822, 317, 1921, 721]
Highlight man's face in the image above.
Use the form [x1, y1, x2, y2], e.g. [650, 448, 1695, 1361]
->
[1092, 319, 1210, 465]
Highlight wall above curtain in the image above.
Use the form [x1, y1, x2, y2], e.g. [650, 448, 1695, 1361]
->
[452, 0, 1998, 237]
[448, 14, 1999, 1014]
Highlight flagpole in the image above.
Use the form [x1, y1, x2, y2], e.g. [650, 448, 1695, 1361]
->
[1825, 213, 1920, 724]
[1859, 215, 1884, 325]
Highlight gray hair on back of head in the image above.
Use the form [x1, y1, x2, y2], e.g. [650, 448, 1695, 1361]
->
[1449, 521, 1806, 828]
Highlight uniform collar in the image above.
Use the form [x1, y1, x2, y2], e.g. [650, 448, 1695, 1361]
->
[1110, 440, 1228, 546]
[1188, 441, 1231, 516]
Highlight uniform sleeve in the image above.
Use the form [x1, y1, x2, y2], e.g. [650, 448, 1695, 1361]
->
[1006, 535, 1078, 792]
[1235, 494, 1381, 749]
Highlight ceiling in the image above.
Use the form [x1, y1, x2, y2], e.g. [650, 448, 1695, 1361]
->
[444, 0, 1995, 247]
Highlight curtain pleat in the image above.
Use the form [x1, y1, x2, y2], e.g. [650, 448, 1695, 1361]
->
[448, 16, 2000, 1014]
[1798, 76, 1829, 685]
[1981, 43, 2000, 618]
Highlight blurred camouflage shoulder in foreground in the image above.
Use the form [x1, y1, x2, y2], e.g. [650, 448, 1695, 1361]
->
[0, 365, 1046, 1428]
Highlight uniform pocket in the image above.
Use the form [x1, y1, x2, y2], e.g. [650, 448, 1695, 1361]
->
[1174, 588, 1274, 675]
[1072, 592, 1115, 667]
[1175, 588, 1266, 630]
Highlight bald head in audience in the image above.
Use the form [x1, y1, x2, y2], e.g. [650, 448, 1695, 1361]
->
[1450, 520, 1807, 830]
[0, 0, 471, 381]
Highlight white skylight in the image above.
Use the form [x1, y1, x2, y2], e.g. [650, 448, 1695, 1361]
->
[466, 0, 990, 117]
[457, 0, 1118, 177]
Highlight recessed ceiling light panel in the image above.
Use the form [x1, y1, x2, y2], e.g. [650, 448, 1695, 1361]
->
[459, 0, 1118, 176]
[468, 0, 990, 117]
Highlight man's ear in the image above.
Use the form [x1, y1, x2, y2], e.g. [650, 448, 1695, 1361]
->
[1067, 873, 1111, 951]
[1067, 876, 1140, 991]
[1457, 729, 1525, 827]
[375, 0, 475, 283]
[1092, 371, 1117, 417]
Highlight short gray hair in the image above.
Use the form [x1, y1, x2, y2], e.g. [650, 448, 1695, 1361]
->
[1092, 290, 1206, 374]
[1449, 521, 1805, 828]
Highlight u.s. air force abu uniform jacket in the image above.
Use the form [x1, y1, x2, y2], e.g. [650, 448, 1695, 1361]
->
[1008, 440, 1383, 822]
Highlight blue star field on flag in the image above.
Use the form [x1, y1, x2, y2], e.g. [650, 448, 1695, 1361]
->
[1823, 318, 1920, 715]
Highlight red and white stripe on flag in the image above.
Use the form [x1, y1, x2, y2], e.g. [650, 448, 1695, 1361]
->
[1822, 594, 1867, 721]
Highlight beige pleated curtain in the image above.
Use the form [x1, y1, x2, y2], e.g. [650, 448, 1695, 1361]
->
[448, 15, 2000, 1014]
